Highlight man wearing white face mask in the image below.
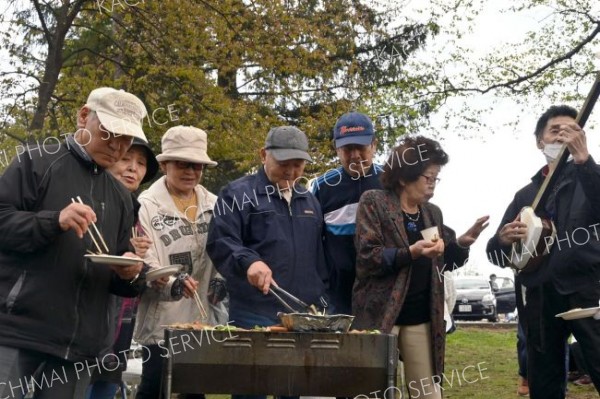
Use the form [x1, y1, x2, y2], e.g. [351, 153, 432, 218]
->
[542, 141, 564, 164]
[486, 105, 600, 399]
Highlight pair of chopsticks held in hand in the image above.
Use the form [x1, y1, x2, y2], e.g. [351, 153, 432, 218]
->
[131, 225, 148, 239]
[73, 196, 143, 284]
[73, 196, 148, 256]
[71, 196, 109, 255]
[175, 271, 208, 320]
[192, 290, 208, 320]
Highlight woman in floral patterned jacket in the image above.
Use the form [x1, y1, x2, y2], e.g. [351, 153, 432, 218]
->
[353, 136, 489, 399]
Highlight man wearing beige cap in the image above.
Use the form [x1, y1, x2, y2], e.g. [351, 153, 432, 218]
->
[0, 87, 149, 398]
[207, 126, 328, 331]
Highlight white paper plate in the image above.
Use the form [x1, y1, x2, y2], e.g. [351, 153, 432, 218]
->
[146, 265, 182, 282]
[555, 307, 600, 320]
[84, 254, 143, 266]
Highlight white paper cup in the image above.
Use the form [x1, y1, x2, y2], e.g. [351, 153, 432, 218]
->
[421, 226, 440, 242]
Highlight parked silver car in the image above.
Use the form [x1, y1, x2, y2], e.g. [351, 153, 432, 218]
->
[452, 276, 498, 322]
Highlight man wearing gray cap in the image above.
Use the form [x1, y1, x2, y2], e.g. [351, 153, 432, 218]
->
[0, 87, 148, 398]
[207, 126, 329, 331]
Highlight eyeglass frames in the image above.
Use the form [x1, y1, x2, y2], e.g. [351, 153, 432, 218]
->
[420, 174, 440, 184]
[173, 161, 204, 171]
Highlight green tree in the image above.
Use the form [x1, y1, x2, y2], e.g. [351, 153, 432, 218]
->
[1, 0, 440, 187]
[0, 0, 91, 138]
[4, 1, 600, 179]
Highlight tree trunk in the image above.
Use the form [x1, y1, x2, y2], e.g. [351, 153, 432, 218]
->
[28, 0, 88, 136]
[29, 46, 62, 136]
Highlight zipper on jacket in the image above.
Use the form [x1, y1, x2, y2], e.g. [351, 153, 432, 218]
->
[89, 170, 96, 209]
[288, 195, 296, 287]
[100, 202, 106, 229]
[66, 167, 97, 359]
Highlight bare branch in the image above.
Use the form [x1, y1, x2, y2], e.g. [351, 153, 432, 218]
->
[448, 22, 600, 95]
[0, 70, 41, 83]
[1, 129, 27, 144]
[31, 0, 52, 45]
[61, 47, 132, 75]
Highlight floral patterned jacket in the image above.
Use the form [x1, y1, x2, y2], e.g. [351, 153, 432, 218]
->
[352, 189, 469, 377]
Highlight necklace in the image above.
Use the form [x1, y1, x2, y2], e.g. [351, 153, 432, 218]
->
[173, 192, 198, 222]
[172, 192, 196, 207]
[403, 208, 420, 232]
[166, 181, 197, 220]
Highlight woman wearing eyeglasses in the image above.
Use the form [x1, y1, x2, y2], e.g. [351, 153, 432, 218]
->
[352, 136, 489, 399]
[134, 126, 228, 399]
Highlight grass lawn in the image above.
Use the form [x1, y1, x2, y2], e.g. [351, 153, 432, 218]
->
[442, 326, 598, 399]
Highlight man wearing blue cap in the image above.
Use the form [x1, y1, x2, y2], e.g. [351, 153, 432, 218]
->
[312, 112, 382, 315]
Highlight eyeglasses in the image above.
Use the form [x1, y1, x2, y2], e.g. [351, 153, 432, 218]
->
[421, 174, 440, 184]
[173, 161, 204, 171]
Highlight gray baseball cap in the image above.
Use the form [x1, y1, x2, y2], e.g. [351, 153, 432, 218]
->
[264, 126, 312, 162]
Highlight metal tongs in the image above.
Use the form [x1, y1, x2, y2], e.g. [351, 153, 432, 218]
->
[269, 284, 319, 315]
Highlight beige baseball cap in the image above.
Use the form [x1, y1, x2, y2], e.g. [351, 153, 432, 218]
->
[156, 126, 217, 167]
[85, 87, 148, 142]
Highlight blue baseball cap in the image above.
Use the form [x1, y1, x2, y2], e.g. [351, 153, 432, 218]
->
[333, 112, 375, 148]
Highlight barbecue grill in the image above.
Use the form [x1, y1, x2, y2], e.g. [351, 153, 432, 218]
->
[163, 329, 398, 398]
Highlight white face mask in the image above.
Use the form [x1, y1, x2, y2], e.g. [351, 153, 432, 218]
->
[542, 142, 563, 163]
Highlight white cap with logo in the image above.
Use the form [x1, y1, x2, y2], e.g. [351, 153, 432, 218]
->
[85, 87, 148, 142]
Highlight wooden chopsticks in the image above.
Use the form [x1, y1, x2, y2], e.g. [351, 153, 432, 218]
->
[192, 290, 208, 320]
[72, 196, 109, 254]
[131, 225, 145, 239]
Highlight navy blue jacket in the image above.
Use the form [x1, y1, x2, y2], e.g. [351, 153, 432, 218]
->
[207, 167, 328, 321]
[312, 164, 383, 314]
[486, 157, 600, 294]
